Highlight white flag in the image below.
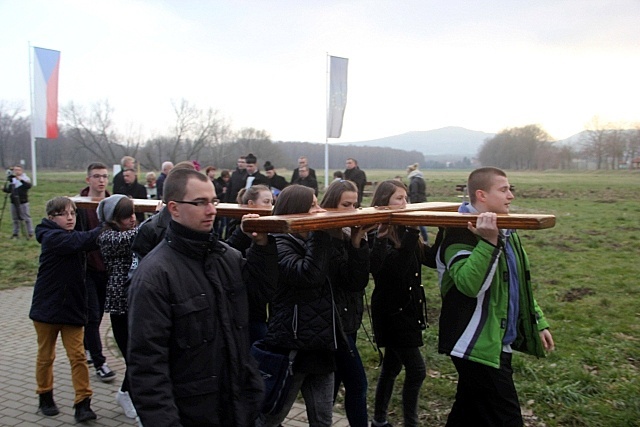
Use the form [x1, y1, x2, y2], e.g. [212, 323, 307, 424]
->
[327, 56, 348, 138]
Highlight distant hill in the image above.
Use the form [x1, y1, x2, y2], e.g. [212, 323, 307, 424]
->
[339, 126, 496, 159]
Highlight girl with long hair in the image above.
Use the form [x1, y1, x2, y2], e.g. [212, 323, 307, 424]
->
[320, 179, 373, 427]
[369, 180, 429, 427]
[258, 184, 370, 427]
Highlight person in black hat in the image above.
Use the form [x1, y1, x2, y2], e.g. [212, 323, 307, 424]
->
[243, 153, 268, 189]
[263, 161, 288, 196]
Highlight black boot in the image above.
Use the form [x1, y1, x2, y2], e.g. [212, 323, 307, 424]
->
[38, 390, 59, 416]
[74, 397, 97, 422]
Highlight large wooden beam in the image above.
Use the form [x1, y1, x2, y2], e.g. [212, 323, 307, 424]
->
[390, 211, 556, 230]
[242, 209, 555, 233]
[241, 202, 461, 233]
[69, 196, 273, 219]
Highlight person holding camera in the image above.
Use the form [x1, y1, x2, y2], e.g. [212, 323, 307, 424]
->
[3, 164, 34, 239]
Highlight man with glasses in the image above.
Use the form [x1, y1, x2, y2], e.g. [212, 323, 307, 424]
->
[75, 162, 117, 383]
[128, 168, 278, 426]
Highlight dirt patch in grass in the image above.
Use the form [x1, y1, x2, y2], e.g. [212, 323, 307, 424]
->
[561, 287, 596, 302]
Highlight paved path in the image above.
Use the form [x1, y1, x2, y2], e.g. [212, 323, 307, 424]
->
[0, 287, 348, 426]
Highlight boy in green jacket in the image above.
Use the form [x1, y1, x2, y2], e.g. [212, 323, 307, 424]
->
[437, 167, 555, 427]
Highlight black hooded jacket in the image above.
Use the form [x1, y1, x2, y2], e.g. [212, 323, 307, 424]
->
[128, 221, 278, 427]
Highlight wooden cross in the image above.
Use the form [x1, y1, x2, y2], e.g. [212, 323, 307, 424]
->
[69, 196, 273, 219]
[240, 202, 555, 233]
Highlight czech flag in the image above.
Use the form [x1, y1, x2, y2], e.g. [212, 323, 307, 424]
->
[33, 47, 60, 139]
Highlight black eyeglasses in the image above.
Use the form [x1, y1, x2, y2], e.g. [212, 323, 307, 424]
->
[174, 198, 220, 207]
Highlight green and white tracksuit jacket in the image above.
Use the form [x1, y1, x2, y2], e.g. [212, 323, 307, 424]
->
[436, 224, 549, 369]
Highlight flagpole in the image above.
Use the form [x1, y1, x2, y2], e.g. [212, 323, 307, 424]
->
[28, 42, 38, 186]
[324, 52, 330, 190]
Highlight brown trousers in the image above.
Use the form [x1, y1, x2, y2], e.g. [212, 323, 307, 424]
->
[33, 321, 92, 404]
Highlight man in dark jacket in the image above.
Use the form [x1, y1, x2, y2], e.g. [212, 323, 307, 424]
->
[75, 162, 116, 383]
[128, 169, 278, 427]
[291, 165, 318, 196]
[243, 153, 268, 190]
[344, 158, 367, 207]
[263, 161, 288, 195]
[112, 156, 136, 195]
[290, 156, 317, 184]
[156, 161, 173, 200]
[3, 164, 34, 238]
[114, 168, 146, 223]
[227, 156, 247, 203]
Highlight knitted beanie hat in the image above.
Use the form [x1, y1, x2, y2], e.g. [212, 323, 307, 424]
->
[264, 161, 275, 171]
[96, 194, 129, 223]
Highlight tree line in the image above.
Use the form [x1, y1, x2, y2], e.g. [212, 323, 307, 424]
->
[2, 100, 638, 172]
[477, 121, 640, 170]
[1, 99, 426, 173]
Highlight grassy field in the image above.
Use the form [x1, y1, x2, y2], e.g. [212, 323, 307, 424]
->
[2, 169, 639, 426]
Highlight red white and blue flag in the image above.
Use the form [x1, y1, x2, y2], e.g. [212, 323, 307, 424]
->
[33, 47, 60, 139]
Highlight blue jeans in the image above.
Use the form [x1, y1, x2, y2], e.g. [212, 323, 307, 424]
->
[259, 371, 334, 427]
[334, 333, 368, 427]
[373, 346, 426, 427]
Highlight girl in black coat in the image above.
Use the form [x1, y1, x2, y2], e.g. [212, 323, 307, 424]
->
[320, 179, 372, 427]
[259, 185, 368, 427]
[369, 180, 429, 427]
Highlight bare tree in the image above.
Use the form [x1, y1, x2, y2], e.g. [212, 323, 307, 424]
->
[0, 102, 29, 168]
[61, 100, 135, 166]
[580, 117, 611, 170]
[627, 125, 640, 165]
[167, 99, 230, 163]
[604, 129, 626, 169]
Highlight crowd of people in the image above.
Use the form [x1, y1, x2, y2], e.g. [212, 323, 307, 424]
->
[22, 153, 554, 427]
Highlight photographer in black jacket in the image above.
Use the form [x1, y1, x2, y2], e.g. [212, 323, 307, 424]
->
[3, 165, 34, 239]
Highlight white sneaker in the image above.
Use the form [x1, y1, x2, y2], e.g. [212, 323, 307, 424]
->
[116, 390, 137, 419]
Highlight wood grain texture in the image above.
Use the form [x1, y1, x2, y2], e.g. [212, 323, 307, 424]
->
[390, 211, 556, 230]
[241, 202, 461, 233]
[69, 197, 273, 218]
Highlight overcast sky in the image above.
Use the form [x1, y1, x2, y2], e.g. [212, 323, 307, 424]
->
[1, 0, 639, 143]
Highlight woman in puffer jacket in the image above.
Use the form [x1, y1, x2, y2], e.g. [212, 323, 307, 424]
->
[369, 180, 430, 427]
[320, 179, 372, 427]
[258, 184, 369, 427]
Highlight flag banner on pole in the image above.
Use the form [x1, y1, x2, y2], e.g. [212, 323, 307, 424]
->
[33, 47, 60, 139]
[327, 56, 348, 138]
